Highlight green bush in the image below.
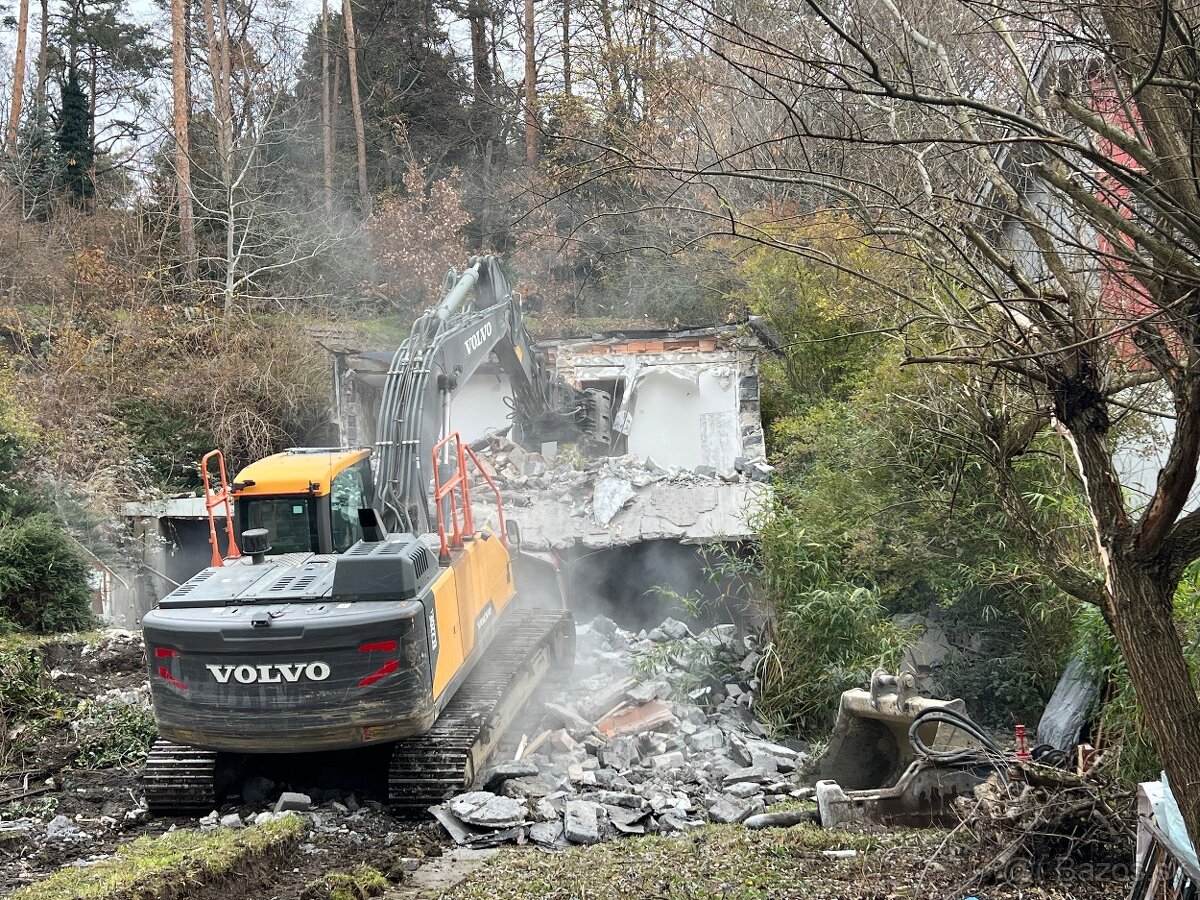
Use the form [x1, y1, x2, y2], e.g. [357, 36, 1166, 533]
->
[0, 513, 94, 634]
[114, 397, 216, 492]
[753, 498, 912, 735]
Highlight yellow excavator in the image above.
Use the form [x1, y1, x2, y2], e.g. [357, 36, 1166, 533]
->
[141, 257, 611, 815]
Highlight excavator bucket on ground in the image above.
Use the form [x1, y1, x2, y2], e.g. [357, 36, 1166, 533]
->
[814, 668, 971, 791]
[812, 669, 985, 828]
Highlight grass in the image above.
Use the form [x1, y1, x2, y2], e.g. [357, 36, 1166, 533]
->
[307, 864, 390, 900]
[445, 824, 940, 900]
[9, 815, 304, 900]
[72, 700, 158, 769]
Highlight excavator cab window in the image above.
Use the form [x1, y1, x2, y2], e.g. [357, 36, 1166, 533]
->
[330, 461, 372, 552]
[240, 497, 318, 555]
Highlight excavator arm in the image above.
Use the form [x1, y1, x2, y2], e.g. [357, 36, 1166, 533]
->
[374, 256, 611, 535]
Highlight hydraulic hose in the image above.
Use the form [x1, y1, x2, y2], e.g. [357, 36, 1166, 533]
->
[908, 706, 1007, 768]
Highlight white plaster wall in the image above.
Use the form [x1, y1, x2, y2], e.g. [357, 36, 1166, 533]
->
[450, 373, 514, 443]
[626, 367, 740, 470]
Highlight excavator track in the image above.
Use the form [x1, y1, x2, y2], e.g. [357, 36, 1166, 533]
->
[387, 607, 574, 817]
[143, 741, 220, 814]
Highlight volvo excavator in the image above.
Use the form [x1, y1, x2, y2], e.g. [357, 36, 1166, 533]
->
[141, 257, 611, 815]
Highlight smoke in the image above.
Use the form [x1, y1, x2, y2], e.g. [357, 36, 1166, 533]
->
[560, 540, 755, 633]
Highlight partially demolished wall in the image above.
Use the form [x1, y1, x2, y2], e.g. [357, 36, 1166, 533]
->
[334, 325, 771, 552]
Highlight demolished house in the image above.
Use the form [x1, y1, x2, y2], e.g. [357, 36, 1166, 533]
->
[333, 324, 772, 617]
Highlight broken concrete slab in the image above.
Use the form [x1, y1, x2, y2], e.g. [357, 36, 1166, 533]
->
[708, 795, 755, 825]
[447, 792, 527, 829]
[274, 792, 313, 813]
[479, 761, 541, 794]
[686, 727, 725, 752]
[604, 805, 651, 834]
[648, 618, 691, 643]
[563, 800, 602, 844]
[723, 763, 778, 787]
[593, 477, 637, 525]
[500, 777, 559, 800]
[725, 782, 765, 800]
[529, 820, 567, 849]
[544, 702, 595, 735]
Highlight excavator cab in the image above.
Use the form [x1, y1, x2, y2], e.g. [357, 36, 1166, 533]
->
[231, 448, 375, 555]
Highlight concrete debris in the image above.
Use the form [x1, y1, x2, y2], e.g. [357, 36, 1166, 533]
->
[45, 815, 88, 843]
[593, 477, 637, 525]
[648, 617, 691, 643]
[274, 792, 313, 813]
[447, 792, 527, 829]
[470, 436, 770, 549]
[597, 699, 677, 738]
[563, 800, 602, 844]
[529, 820, 566, 848]
[431, 615, 812, 848]
[479, 762, 541, 794]
[707, 795, 757, 825]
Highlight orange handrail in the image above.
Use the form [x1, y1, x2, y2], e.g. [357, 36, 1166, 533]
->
[201, 450, 242, 567]
[431, 433, 507, 561]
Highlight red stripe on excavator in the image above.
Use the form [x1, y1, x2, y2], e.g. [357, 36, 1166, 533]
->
[155, 647, 179, 658]
[157, 666, 188, 691]
[358, 660, 400, 687]
[359, 641, 398, 654]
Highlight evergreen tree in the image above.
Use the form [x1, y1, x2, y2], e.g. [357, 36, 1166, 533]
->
[56, 71, 94, 200]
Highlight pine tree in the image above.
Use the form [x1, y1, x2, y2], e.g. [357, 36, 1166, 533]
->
[56, 72, 94, 200]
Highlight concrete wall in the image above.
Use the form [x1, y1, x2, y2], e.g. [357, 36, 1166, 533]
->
[450, 372, 514, 443]
[626, 367, 741, 470]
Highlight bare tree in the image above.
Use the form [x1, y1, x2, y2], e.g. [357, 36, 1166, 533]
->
[342, 0, 370, 214]
[524, 0, 537, 164]
[6, 0, 30, 152]
[321, 0, 333, 216]
[570, 0, 1200, 847]
[187, 0, 349, 312]
[34, 0, 47, 111]
[561, 0, 572, 98]
[170, 0, 197, 280]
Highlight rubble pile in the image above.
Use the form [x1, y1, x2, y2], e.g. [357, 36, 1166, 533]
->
[431, 615, 811, 849]
[474, 435, 773, 528]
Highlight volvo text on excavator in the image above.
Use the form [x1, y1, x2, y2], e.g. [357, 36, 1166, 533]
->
[140, 257, 611, 815]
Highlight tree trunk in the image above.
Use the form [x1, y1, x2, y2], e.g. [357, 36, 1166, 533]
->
[561, 0, 571, 99]
[333, 49, 342, 136]
[6, 0, 30, 152]
[598, 0, 621, 124]
[203, 0, 233, 185]
[171, 0, 198, 282]
[1105, 556, 1200, 847]
[523, 0, 537, 165]
[202, 0, 236, 311]
[321, 0, 333, 216]
[34, 0, 47, 112]
[468, 0, 491, 103]
[342, 0, 370, 215]
[88, 55, 97, 146]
